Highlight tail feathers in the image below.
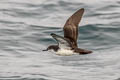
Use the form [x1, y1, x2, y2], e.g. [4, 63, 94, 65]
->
[74, 48, 92, 55]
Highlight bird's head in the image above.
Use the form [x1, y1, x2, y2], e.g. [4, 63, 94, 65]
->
[43, 45, 59, 52]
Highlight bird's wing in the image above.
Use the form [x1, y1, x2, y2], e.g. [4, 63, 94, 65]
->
[63, 8, 84, 48]
[51, 33, 72, 50]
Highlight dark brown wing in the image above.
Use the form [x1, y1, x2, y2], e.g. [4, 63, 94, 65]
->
[63, 8, 84, 48]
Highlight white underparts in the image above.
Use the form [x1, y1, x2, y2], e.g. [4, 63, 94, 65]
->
[56, 49, 76, 56]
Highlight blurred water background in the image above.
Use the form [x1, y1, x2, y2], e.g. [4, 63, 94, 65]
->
[0, 0, 120, 80]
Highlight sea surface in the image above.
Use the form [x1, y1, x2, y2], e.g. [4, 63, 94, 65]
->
[0, 0, 120, 80]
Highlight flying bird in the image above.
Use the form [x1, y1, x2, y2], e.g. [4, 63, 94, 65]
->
[43, 8, 92, 56]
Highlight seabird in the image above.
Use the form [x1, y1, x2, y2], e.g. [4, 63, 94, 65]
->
[43, 8, 92, 56]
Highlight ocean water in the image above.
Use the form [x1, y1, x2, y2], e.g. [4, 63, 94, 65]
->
[0, 0, 120, 80]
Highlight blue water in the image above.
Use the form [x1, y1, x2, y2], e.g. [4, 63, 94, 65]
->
[0, 0, 120, 80]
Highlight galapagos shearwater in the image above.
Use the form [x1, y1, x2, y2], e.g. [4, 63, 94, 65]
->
[43, 8, 92, 56]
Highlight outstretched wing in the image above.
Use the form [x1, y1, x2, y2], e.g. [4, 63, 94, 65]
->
[51, 33, 72, 50]
[63, 8, 84, 48]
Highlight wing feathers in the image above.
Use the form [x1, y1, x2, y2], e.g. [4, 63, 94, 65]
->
[64, 8, 84, 48]
[51, 33, 72, 49]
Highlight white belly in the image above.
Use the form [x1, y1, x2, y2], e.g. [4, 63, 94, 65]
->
[56, 49, 76, 56]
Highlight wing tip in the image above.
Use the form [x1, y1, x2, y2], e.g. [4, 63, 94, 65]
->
[50, 33, 55, 36]
[50, 33, 61, 38]
[81, 8, 84, 10]
[51, 33, 58, 36]
[80, 8, 84, 13]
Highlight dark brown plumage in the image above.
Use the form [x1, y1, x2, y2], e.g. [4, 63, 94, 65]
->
[43, 45, 59, 52]
[64, 8, 84, 48]
[43, 8, 92, 55]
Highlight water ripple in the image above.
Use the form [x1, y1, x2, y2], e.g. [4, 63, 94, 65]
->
[0, 0, 120, 80]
